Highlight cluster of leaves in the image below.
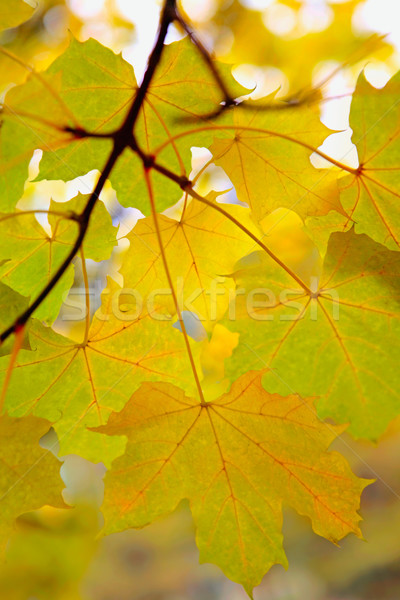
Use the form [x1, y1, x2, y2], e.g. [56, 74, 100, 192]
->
[0, 0, 399, 596]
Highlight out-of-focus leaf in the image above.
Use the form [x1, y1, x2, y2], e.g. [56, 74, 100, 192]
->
[0, 414, 66, 554]
[0, 0, 35, 32]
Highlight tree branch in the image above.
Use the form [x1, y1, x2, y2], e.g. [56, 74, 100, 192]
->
[0, 0, 177, 345]
[1, 0, 318, 346]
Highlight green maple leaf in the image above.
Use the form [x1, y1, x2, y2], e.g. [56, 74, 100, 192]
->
[94, 371, 369, 595]
[0, 413, 66, 553]
[0, 194, 117, 323]
[339, 71, 400, 250]
[223, 228, 400, 440]
[1, 35, 247, 213]
[0, 278, 201, 464]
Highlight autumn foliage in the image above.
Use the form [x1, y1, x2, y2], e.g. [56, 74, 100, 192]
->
[0, 0, 399, 596]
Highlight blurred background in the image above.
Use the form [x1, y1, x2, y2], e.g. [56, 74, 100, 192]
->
[1, 1, 400, 598]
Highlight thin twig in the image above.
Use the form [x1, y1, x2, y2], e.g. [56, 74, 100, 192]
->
[144, 167, 206, 404]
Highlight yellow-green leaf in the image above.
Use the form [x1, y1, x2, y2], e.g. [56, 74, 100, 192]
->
[95, 371, 368, 595]
[0, 278, 201, 464]
[121, 196, 257, 328]
[210, 99, 341, 222]
[339, 70, 400, 250]
[0, 195, 117, 323]
[0, 414, 66, 553]
[224, 229, 400, 440]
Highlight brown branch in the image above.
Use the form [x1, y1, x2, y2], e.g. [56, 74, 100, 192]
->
[0, 0, 177, 345]
[174, 7, 238, 118]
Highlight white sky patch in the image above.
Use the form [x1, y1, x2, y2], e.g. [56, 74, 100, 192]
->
[66, 0, 105, 19]
[353, 0, 400, 53]
[240, 0, 274, 9]
[262, 3, 297, 36]
[299, 3, 333, 33]
[180, 0, 217, 22]
[233, 63, 289, 98]
[312, 130, 359, 170]
[115, 0, 161, 81]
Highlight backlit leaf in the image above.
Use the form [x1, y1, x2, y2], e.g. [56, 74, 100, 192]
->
[95, 371, 368, 595]
[224, 229, 400, 440]
[339, 71, 400, 250]
[120, 195, 257, 327]
[0, 278, 200, 464]
[0, 195, 117, 323]
[210, 100, 341, 222]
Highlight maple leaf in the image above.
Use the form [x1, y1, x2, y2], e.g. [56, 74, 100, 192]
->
[0, 1, 399, 592]
[0, 278, 201, 464]
[0, 35, 246, 214]
[48, 194, 117, 263]
[120, 195, 257, 327]
[0, 194, 117, 323]
[338, 71, 400, 250]
[209, 99, 342, 222]
[0, 413, 66, 553]
[223, 229, 400, 440]
[94, 371, 369, 595]
[0, 36, 136, 211]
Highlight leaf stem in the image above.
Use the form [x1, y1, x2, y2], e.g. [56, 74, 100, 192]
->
[154, 125, 358, 175]
[80, 247, 91, 346]
[0, 209, 77, 223]
[174, 8, 237, 115]
[144, 167, 206, 405]
[187, 187, 313, 295]
[118, 144, 312, 293]
[0, 324, 25, 415]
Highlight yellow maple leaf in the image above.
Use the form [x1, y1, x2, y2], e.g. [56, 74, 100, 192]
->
[95, 370, 369, 595]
